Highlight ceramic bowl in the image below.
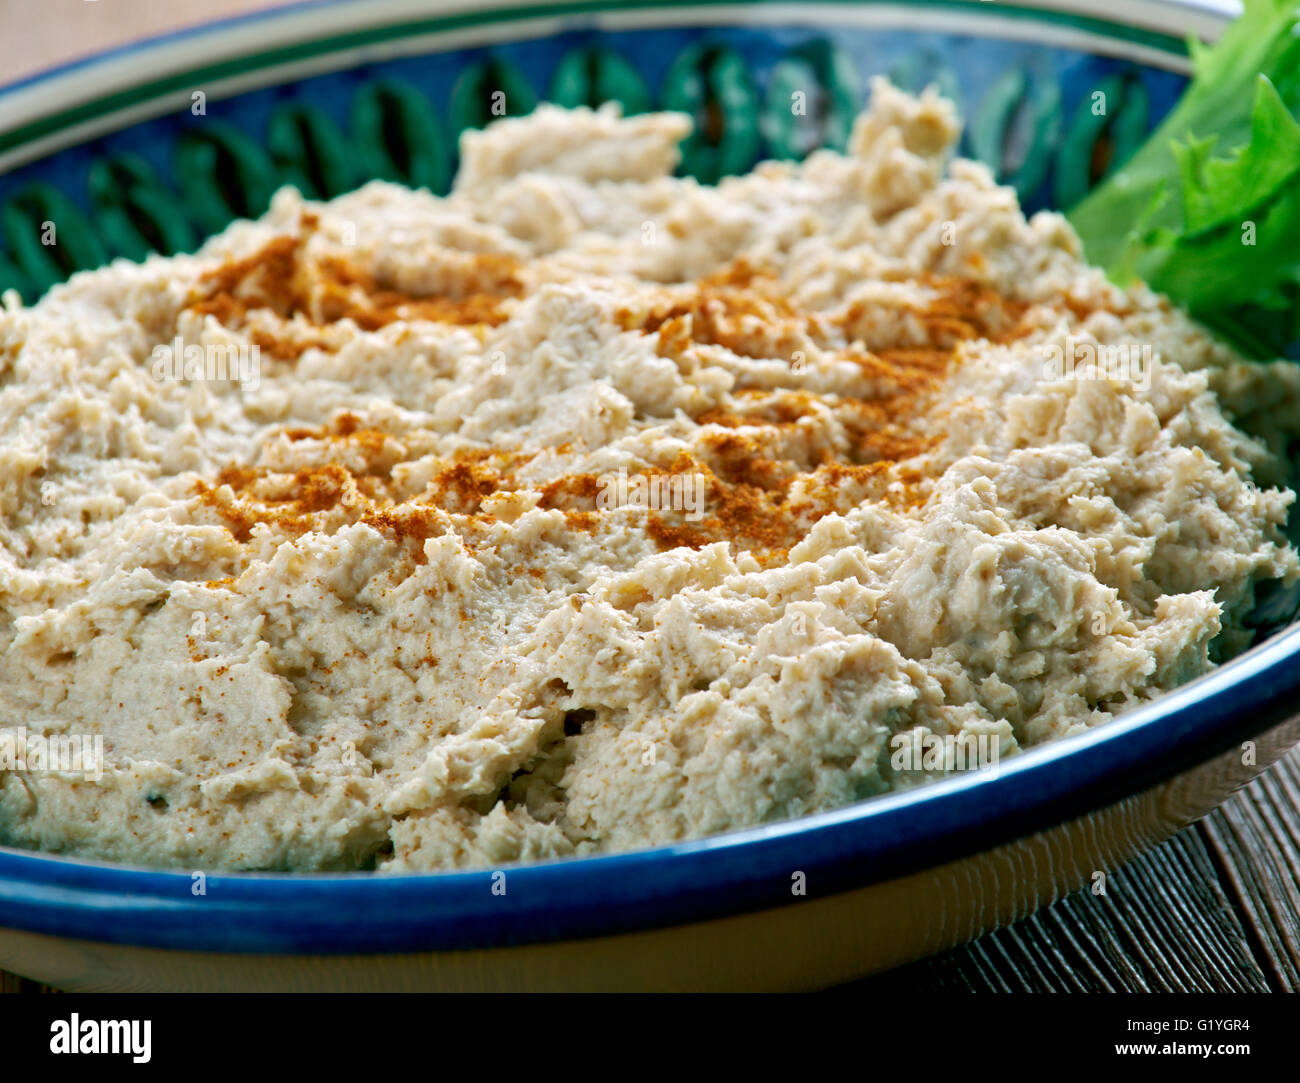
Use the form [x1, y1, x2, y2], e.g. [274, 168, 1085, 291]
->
[2, 0, 1289, 993]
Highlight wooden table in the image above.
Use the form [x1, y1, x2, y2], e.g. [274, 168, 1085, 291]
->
[846, 752, 1300, 993]
[2, 0, 1298, 995]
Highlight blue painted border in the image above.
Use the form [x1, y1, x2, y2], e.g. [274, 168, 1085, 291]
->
[0, 26, 1191, 220]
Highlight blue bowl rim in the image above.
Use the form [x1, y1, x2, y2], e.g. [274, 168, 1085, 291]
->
[0, 0, 1291, 957]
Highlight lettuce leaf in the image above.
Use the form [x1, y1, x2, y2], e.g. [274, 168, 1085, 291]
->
[1067, 0, 1300, 358]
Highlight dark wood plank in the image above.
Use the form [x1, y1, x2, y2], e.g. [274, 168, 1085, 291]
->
[841, 811, 1275, 993]
[0, 971, 51, 994]
[1200, 750, 1300, 991]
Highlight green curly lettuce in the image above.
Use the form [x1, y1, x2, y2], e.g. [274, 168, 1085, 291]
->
[1067, 0, 1300, 358]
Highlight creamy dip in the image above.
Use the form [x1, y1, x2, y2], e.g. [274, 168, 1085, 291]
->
[2, 81, 1298, 871]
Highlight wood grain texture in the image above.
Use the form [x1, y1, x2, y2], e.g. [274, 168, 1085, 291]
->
[847, 819, 1278, 993]
[1201, 753, 1300, 992]
[1, 971, 51, 993]
[846, 750, 1300, 993]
